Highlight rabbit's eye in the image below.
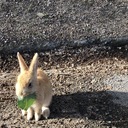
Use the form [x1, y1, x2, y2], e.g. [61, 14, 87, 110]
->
[28, 83, 32, 88]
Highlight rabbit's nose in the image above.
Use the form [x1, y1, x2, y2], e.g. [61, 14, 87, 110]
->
[21, 90, 26, 96]
[21, 92, 24, 95]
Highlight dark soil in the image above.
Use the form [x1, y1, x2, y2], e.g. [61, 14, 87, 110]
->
[1, 0, 128, 39]
[0, 0, 128, 54]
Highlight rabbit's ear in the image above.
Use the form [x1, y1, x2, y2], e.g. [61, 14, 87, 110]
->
[29, 53, 38, 74]
[17, 52, 28, 72]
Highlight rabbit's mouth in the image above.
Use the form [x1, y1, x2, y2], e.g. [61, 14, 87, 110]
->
[18, 93, 30, 100]
[18, 95, 24, 100]
[18, 92, 29, 99]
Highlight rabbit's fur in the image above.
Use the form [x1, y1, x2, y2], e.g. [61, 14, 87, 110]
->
[15, 52, 52, 121]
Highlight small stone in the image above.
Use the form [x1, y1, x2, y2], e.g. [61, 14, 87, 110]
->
[91, 79, 96, 84]
[37, 13, 45, 18]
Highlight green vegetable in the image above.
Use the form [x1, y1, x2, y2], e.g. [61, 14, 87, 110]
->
[17, 93, 36, 111]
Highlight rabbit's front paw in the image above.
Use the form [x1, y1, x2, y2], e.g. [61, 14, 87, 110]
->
[21, 110, 27, 116]
[27, 108, 33, 120]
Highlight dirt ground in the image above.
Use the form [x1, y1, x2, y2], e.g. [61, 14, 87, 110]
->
[1, 47, 128, 128]
[0, 0, 128, 128]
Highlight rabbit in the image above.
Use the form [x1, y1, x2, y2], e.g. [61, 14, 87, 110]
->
[15, 52, 52, 121]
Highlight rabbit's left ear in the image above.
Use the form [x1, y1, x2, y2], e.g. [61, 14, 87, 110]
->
[17, 52, 28, 72]
[29, 53, 38, 74]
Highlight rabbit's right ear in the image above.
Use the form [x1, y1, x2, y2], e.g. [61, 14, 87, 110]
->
[29, 53, 38, 74]
[17, 52, 28, 72]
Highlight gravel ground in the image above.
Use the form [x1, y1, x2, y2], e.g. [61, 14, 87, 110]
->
[0, 0, 128, 54]
[1, 47, 128, 127]
[1, 0, 127, 39]
[0, 0, 128, 127]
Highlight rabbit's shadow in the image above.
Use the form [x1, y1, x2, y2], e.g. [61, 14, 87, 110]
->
[48, 91, 128, 126]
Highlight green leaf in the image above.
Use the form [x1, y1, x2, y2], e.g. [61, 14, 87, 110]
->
[17, 93, 36, 111]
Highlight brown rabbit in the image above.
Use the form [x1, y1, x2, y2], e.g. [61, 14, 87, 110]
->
[15, 52, 52, 121]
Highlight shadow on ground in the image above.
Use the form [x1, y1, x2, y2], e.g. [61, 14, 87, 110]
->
[49, 91, 128, 127]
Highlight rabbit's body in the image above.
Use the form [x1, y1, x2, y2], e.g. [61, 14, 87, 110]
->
[15, 53, 52, 121]
[36, 68, 52, 107]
